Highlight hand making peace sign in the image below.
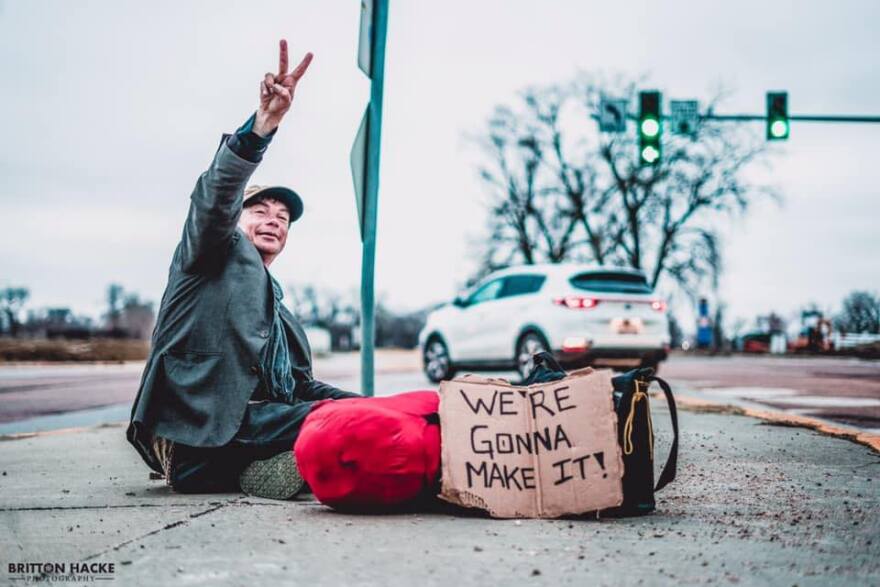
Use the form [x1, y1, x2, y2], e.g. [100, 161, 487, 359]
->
[254, 39, 313, 137]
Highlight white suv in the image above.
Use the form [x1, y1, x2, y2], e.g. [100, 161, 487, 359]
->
[419, 264, 670, 382]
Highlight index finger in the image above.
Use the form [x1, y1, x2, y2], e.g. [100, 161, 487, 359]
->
[278, 39, 288, 76]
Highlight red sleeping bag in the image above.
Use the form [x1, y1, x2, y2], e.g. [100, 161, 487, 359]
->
[294, 391, 441, 511]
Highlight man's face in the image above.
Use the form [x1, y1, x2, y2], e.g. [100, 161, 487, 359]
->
[238, 197, 291, 258]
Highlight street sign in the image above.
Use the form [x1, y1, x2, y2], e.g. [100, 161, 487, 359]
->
[350, 107, 369, 240]
[598, 98, 627, 133]
[357, 0, 373, 77]
[670, 100, 699, 136]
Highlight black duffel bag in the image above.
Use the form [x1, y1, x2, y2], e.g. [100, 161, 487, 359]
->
[522, 352, 679, 517]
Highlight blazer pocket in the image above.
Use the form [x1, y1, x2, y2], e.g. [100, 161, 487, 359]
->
[162, 351, 224, 394]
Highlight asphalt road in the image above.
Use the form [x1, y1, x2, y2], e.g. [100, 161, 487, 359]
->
[1, 353, 878, 435]
[661, 355, 880, 433]
[0, 363, 145, 425]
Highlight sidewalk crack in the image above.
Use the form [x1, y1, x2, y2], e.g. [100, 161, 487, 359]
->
[21, 498, 242, 582]
[0, 501, 227, 513]
[78, 498, 242, 562]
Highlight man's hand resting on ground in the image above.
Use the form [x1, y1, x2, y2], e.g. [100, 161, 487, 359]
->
[253, 39, 313, 137]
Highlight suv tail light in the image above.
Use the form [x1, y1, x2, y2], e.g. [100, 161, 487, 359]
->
[554, 296, 600, 310]
[651, 300, 668, 312]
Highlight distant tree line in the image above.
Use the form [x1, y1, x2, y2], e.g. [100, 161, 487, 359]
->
[3, 280, 874, 352]
[287, 283, 430, 350]
[0, 284, 154, 340]
[722, 291, 879, 357]
[1, 280, 433, 349]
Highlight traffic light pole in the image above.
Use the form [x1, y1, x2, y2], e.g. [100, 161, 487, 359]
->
[702, 114, 880, 123]
[598, 113, 880, 123]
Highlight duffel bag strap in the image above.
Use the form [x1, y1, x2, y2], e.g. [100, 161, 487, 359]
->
[648, 375, 679, 492]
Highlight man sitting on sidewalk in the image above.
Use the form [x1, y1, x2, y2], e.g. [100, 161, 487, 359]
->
[126, 40, 359, 500]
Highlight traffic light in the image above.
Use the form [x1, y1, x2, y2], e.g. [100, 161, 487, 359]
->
[639, 91, 662, 165]
[766, 91, 789, 140]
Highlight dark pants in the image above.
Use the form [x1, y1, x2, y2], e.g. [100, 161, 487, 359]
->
[168, 400, 315, 493]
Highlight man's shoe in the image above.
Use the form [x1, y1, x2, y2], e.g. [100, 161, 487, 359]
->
[239, 452, 305, 500]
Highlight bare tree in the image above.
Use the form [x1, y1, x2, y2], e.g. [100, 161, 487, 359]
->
[472, 74, 778, 300]
[0, 287, 30, 337]
[287, 283, 362, 351]
[835, 291, 880, 334]
[475, 86, 618, 271]
[287, 283, 429, 350]
[106, 283, 124, 331]
[287, 283, 355, 329]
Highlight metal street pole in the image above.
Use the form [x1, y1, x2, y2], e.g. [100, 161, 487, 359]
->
[359, 0, 388, 397]
[594, 113, 880, 124]
[703, 114, 880, 123]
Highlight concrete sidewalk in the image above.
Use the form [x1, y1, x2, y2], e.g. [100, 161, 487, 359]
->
[1, 404, 878, 586]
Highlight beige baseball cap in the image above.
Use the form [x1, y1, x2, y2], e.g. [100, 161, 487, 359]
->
[243, 185, 304, 224]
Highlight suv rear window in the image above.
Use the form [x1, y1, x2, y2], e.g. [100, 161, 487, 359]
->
[499, 275, 546, 298]
[569, 271, 652, 294]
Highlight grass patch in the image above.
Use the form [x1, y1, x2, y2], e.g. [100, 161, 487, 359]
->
[0, 338, 149, 362]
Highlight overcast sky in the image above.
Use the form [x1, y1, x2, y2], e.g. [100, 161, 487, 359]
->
[1, 0, 877, 333]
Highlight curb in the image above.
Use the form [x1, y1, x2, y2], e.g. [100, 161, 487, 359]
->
[0, 421, 125, 442]
[673, 393, 880, 455]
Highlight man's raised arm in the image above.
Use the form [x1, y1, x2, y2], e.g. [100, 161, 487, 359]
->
[177, 40, 313, 273]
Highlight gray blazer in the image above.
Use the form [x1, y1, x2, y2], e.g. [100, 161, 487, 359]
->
[126, 136, 351, 474]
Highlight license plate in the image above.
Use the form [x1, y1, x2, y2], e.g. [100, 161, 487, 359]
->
[612, 317, 642, 334]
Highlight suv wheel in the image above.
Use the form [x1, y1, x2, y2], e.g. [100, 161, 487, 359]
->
[516, 332, 549, 380]
[424, 338, 455, 383]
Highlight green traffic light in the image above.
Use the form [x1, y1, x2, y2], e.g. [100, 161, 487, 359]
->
[766, 91, 789, 140]
[638, 90, 662, 165]
[770, 119, 789, 138]
[640, 118, 660, 138]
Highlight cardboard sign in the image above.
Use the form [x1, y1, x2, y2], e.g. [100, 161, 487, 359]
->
[438, 369, 623, 518]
